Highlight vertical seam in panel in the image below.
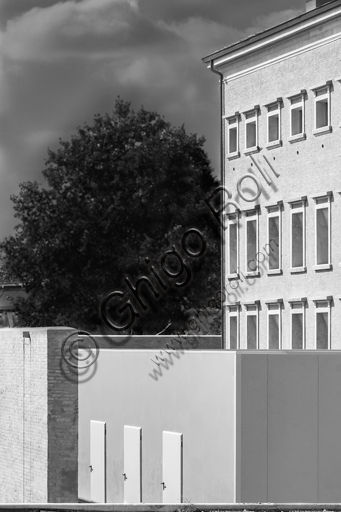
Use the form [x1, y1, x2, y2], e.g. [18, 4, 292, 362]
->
[317, 355, 319, 503]
[266, 354, 269, 502]
[104, 422, 107, 503]
[234, 352, 236, 504]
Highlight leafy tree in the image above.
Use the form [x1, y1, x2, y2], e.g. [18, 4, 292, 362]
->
[1, 99, 221, 334]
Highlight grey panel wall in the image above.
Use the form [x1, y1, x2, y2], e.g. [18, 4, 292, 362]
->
[239, 352, 341, 503]
[318, 354, 341, 502]
[238, 354, 267, 503]
[267, 354, 318, 503]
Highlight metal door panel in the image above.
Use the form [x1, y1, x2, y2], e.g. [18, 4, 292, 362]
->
[123, 425, 142, 503]
[162, 431, 183, 503]
[90, 420, 106, 503]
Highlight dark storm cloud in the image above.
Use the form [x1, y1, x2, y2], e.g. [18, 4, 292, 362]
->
[0, 0, 305, 237]
[140, 0, 306, 28]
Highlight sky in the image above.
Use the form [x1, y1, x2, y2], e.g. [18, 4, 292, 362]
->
[0, 0, 306, 238]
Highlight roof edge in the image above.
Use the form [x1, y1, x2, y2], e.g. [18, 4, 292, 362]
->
[202, 0, 341, 64]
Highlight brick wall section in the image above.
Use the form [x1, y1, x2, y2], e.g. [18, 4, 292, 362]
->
[0, 328, 48, 503]
[47, 328, 78, 503]
[0, 327, 78, 503]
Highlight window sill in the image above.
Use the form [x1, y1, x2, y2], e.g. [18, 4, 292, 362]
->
[265, 140, 282, 150]
[267, 269, 282, 275]
[314, 263, 332, 271]
[313, 126, 332, 136]
[227, 273, 239, 279]
[288, 133, 306, 143]
[243, 146, 260, 156]
[289, 266, 307, 274]
[244, 271, 260, 277]
[227, 151, 240, 160]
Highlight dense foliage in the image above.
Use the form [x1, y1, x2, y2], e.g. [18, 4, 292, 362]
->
[1, 99, 221, 334]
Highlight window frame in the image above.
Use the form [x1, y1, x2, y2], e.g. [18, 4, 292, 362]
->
[243, 106, 260, 154]
[313, 297, 332, 349]
[227, 304, 240, 350]
[313, 193, 332, 270]
[288, 198, 306, 273]
[265, 300, 282, 350]
[245, 209, 259, 277]
[287, 90, 306, 143]
[244, 302, 259, 350]
[265, 99, 282, 148]
[266, 203, 282, 274]
[310, 81, 332, 135]
[288, 298, 306, 349]
[227, 212, 239, 278]
[226, 114, 240, 159]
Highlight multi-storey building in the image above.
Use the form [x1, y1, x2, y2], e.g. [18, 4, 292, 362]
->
[203, 0, 341, 350]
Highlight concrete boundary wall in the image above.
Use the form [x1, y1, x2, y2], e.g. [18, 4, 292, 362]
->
[90, 335, 221, 350]
[2, 505, 341, 512]
[79, 349, 341, 504]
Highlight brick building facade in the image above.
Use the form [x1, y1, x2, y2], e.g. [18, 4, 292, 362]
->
[203, 0, 341, 350]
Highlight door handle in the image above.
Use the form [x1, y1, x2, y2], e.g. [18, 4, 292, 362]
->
[89, 465, 93, 472]
[122, 473, 127, 481]
[161, 481, 166, 490]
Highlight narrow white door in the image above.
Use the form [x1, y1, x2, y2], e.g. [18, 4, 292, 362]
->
[162, 431, 183, 503]
[90, 420, 106, 503]
[123, 425, 142, 503]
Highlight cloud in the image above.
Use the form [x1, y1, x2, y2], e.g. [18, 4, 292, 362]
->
[0, 0, 306, 238]
[1, 0, 178, 62]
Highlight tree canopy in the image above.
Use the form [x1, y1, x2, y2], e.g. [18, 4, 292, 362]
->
[1, 99, 221, 334]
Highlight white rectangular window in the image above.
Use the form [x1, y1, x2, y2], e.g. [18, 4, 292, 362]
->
[313, 299, 331, 349]
[265, 100, 282, 146]
[266, 205, 281, 272]
[227, 213, 239, 276]
[311, 82, 332, 134]
[266, 302, 282, 349]
[245, 303, 259, 349]
[288, 92, 306, 140]
[228, 305, 239, 350]
[289, 200, 306, 272]
[289, 300, 306, 349]
[315, 87, 329, 128]
[244, 109, 258, 150]
[245, 210, 259, 274]
[314, 195, 331, 268]
[227, 116, 239, 156]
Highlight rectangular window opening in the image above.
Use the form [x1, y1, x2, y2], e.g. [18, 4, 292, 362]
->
[316, 99, 328, 128]
[246, 121, 256, 148]
[267, 210, 281, 271]
[292, 312, 304, 349]
[246, 213, 258, 273]
[291, 106, 303, 136]
[315, 198, 331, 267]
[316, 311, 329, 349]
[268, 114, 279, 142]
[313, 85, 330, 131]
[290, 203, 305, 269]
[228, 309, 239, 350]
[247, 314, 257, 349]
[290, 301, 305, 349]
[228, 216, 238, 275]
[229, 127, 237, 153]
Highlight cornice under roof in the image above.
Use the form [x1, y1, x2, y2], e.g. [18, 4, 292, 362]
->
[202, 0, 341, 64]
